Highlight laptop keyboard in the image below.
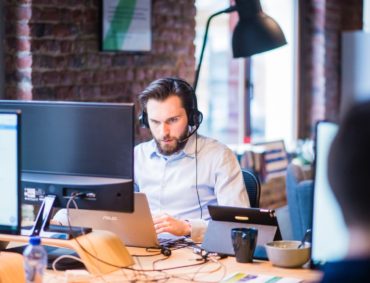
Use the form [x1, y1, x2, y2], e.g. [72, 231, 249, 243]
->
[158, 234, 187, 246]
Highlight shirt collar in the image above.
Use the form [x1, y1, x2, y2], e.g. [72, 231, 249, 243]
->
[149, 133, 198, 160]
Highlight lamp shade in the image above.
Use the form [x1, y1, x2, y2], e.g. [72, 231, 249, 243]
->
[232, 0, 287, 58]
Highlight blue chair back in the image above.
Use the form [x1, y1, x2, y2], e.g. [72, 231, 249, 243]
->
[285, 163, 313, 240]
[242, 169, 261, 208]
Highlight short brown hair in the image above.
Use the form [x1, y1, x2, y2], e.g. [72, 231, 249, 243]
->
[138, 77, 196, 117]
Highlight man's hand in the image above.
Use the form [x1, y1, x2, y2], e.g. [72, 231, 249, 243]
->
[153, 213, 191, 236]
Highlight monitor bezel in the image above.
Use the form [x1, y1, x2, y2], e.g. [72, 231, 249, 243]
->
[310, 120, 348, 269]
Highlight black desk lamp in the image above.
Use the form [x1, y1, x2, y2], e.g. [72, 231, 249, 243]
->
[193, 0, 287, 91]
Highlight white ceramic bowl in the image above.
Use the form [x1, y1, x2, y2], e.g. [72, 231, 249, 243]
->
[265, 240, 311, 268]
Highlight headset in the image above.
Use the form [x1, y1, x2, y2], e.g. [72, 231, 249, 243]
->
[139, 77, 203, 141]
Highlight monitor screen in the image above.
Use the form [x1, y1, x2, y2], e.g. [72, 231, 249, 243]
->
[0, 100, 134, 179]
[311, 121, 349, 266]
[0, 100, 134, 213]
[0, 110, 21, 235]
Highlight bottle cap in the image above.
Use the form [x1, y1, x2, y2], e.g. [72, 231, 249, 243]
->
[29, 236, 41, 245]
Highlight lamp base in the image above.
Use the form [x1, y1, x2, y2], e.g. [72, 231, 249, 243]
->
[0, 252, 25, 283]
[0, 230, 134, 275]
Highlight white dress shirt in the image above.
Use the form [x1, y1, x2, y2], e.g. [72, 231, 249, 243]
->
[134, 134, 250, 242]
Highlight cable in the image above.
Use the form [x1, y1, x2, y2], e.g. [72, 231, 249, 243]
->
[53, 196, 227, 282]
[49, 194, 215, 283]
[195, 132, 203, 219]
[52, 255, 85, 272]
[63, 194, 210, 273]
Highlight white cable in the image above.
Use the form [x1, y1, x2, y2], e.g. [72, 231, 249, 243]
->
[51, 254, 85, 272]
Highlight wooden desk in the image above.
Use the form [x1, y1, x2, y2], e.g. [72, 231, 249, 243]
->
[44, 247, 322, 282]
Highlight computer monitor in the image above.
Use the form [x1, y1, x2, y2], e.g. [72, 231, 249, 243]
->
[0, 110, 21, 235]
[311, 121, 349, 267]
[0, 100, 133, 179]
[0, 100, 135, 238]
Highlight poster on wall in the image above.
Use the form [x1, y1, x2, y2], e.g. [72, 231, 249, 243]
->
[102, 0, 151, 52]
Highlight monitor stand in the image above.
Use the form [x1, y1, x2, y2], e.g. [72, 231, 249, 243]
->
[21, 195, 91, 240]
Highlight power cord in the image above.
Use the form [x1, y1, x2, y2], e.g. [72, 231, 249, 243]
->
[61, 194, 210, 273]
[195, 132, 203, 219]
[52, 194, 216, 282]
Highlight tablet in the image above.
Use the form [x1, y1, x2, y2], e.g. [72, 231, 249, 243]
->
[202, 205, 281, 259]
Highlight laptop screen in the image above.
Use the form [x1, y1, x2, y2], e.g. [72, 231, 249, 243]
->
[311, 121, 349, 266]
[0, 111, 21, 235]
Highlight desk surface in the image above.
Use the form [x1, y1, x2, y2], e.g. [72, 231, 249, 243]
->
[44, 246, 322, 282]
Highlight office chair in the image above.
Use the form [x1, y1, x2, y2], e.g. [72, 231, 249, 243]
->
[285, 163, 313, 240]
[242, 169, 261, 208]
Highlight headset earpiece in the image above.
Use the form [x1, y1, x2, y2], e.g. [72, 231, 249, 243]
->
[139, 111, 149, 128]
[188, 109, 203, 127]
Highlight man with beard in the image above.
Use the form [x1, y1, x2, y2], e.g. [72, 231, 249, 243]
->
[135, 77, 250, 242]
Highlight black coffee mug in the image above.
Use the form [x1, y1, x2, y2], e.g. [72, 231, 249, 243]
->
[231, 227, 258, 263]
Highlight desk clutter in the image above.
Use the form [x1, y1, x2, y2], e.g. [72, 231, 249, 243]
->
[0, 211, 320, 283]
[41, 246, 320, 283]
[1, 241, 319, 283]
[0, 218, 320, 283]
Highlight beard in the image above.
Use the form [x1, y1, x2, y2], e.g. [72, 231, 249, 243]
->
[154, 129, 189, 156]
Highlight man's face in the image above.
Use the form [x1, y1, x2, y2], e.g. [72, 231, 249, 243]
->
[146, 95, 189, 155]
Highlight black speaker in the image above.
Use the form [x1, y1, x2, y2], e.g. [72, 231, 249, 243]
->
[139, 78, 203, 129]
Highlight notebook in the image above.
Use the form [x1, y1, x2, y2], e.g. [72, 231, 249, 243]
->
[202, 205, 282, 260]
[52, 192, 183, 248]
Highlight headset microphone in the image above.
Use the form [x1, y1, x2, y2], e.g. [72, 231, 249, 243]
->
[178, 124, 200, 144]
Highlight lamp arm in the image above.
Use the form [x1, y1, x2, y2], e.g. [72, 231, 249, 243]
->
[193, 6, 237, 91]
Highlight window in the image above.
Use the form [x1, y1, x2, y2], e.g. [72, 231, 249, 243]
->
[195, 0, 244, 145]
[250, 0, 297, 149]
[195, 0, 297, 149]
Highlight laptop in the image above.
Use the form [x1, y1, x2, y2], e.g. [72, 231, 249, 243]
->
[0, 110, 21, 237]
[202, 205, 281, 260]
[53, 192, 183, 248]
[311, 121, 349, 267]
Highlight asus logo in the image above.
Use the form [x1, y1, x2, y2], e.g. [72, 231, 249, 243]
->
[102, 215, 118, 221]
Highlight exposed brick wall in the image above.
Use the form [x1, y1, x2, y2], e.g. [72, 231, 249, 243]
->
[298, 0, 363, 138]
[4, 0, 196, 141]
[4, 1, 33, 100]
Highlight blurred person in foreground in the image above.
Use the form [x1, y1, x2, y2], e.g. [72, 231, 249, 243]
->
[323, 101, 370, 282]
